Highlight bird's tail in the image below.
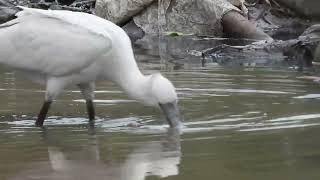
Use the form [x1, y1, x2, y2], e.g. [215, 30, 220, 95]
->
[0, 0, 21, 25]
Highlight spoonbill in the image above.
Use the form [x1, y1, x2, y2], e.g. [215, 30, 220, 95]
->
[0, 6, 182, 128]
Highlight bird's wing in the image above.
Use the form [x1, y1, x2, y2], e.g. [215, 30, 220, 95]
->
[17, 7, 113, 38]
[0, 7, 112, 76]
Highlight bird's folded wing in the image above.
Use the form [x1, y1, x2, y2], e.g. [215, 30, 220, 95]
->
[17, 6, 113, 38]
[0, 7, 112, 76]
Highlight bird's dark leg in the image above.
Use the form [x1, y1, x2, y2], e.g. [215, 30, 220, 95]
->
[86, 99, 95, 122]
[78, 82, 96, 122]
[35, 79, 65, 127]
[36, 101, 52, 127]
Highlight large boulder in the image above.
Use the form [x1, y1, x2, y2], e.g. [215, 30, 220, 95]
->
[95, 0, 154, 25]
[277, 0, 320, 20]
[133, 0, 239, 36]
[95, 0, 271, 40]
[95, 0, 239, 36]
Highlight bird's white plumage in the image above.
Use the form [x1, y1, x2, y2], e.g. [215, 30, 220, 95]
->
[0, 7, 112, 76]
[0, 7, 178, 110]
[16, 6, 112, 38]
[151, 74, 177, 104]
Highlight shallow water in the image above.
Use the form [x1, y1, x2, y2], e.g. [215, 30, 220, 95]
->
[1, 37, 320, 180]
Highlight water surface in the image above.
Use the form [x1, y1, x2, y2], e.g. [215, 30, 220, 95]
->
[1, 37, 320, 180]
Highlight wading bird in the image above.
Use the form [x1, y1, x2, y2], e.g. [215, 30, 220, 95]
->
[0, 6, 182, 127]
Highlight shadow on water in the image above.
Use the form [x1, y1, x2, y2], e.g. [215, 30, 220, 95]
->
[1, 36, 320, 179]
[136, 35, 315, 70]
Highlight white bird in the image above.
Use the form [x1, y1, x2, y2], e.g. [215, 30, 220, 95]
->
[0, 6, 182, 127]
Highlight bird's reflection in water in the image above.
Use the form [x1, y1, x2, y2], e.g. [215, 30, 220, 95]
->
[10, 128, 181, 180]
[121, 129, 181, 180]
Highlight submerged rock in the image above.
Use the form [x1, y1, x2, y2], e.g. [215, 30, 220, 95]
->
[202, 24, 320, 69]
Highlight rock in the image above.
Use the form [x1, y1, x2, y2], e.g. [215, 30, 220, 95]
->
[202, 24, 320, 69]
[57, 0, 75, 6]
[301, 24, 320, 62]
[276, 0, 320, 20]
[222, 10, 273, 41]
[227, 0, 241, 7]
[122, 20, 145, 42]
[95, 0, 270, 39]
[0, 7, 17, 24]
[95, 0, 154, 25]
[314, 44, 320, 62]
[301, 24, 320, 38]
[0, 0, 18, 6]
[133, 0, 239, 36]
[227, 0, 249, 16]
[244, 3, 313, 40]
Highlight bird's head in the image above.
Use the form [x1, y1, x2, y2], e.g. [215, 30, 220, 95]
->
[148, 73, 182, 128]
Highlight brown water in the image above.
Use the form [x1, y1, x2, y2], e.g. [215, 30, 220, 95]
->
[1, 37, 320, 180]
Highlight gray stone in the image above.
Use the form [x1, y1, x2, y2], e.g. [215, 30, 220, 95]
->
[95, 0, 154, 25]
[277, 0, 320, 20]
[0, 7, 21, 24]
[301, 24, 320, 62]
[122, 20, 145, 42]
[133, 0, 239, 36]
[314, 44, 320, 62]
[227, 0, 241, 7]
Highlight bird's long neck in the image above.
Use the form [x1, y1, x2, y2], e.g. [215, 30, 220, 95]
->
[101, 27, 154, 104]
[118, 65, 151, 103]
[103, 45, 152, 104]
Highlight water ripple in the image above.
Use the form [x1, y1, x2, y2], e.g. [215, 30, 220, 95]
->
[293, 94, 320, 99]
[178, 88, 294, 94]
